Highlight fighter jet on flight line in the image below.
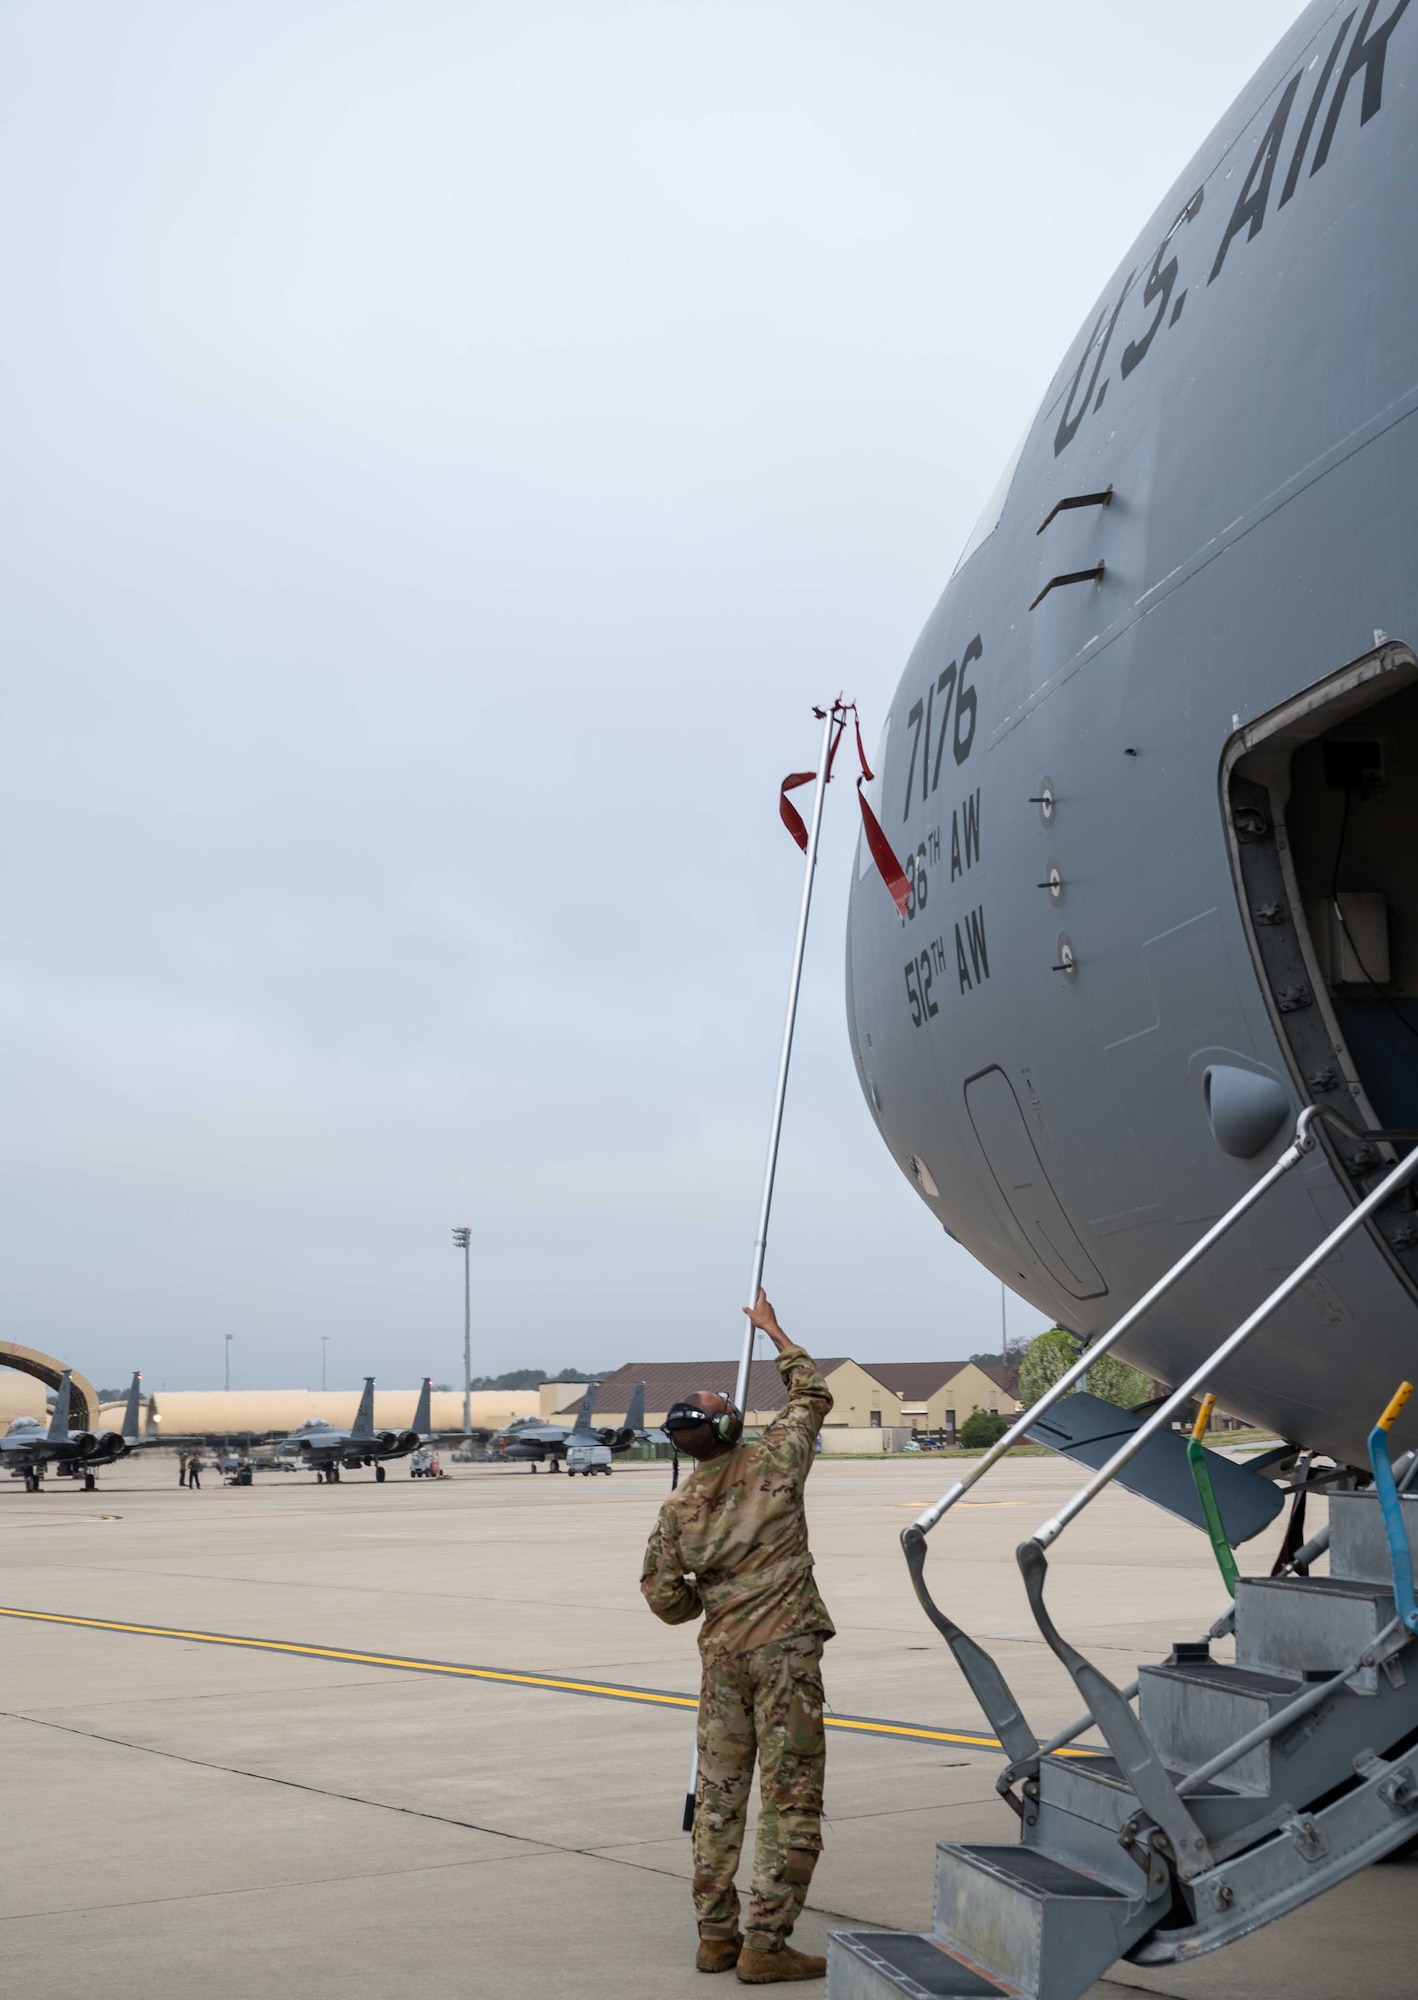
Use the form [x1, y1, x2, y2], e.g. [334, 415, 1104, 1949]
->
[492, 1381, 646, 1472]
[281, 1377, 457, 1483]
[1, 1370, 140, 1492]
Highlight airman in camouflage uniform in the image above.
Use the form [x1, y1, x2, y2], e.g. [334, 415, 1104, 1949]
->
[641, 1291, 833, 1982]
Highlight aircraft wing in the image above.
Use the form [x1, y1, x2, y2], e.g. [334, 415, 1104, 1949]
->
[1026, 1393, 1285, 1545]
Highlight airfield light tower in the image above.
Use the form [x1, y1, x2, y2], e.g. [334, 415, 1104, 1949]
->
[452, 1227, 472, 1436]
[321, 1335, 329, 1393]
[224, 1332, 233, 1393]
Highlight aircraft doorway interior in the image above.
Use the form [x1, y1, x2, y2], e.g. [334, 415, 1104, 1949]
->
[1223, 641, 1418, 1299]
[1287, 685, 1418, 1129]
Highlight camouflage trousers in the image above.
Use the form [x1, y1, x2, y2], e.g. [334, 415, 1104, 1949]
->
[693, 1634, 826, 1951]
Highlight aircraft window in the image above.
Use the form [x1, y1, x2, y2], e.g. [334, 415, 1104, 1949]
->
[950, 426, 1029, 580]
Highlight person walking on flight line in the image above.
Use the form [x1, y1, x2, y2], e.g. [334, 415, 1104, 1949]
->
[641, 1290, 833, 1984]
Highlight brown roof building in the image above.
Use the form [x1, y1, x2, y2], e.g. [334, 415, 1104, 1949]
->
[859, 1361, 1023, 1436]
[557, 1357, 901, 1430]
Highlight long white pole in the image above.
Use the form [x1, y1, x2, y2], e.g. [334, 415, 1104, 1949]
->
[685, 704, 838, 1836]
[463, 1238, 472, 1438]
[732, 703, 837, 1416]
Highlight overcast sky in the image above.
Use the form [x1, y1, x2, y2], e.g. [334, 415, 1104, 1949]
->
[1, 2, 1302, 1392]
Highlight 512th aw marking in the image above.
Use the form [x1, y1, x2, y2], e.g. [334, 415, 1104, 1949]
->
[903, 907, 989, 1027]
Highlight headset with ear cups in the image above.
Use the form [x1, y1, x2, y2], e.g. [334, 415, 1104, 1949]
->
[664, 1397, 743, 1446]
[712, 1400, 743, 1445]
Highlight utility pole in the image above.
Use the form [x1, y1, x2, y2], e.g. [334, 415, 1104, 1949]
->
[452, 1227, 472, 1435]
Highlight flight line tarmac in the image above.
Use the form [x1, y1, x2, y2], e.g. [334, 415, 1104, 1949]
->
[0, 1457, 1410, 1998]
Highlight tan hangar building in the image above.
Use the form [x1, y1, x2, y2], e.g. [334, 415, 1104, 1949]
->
[141, 1387, 538, 1438]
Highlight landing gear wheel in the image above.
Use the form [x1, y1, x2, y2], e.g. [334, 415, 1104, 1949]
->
[375, 1465, 386, 1482]
[84, 1473, 96, 1491]
[25, 1472, 37, 1492]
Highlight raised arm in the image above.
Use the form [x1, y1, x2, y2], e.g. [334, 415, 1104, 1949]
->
[743, 1290, 833, 1459]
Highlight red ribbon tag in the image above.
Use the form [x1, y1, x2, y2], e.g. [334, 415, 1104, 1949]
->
[777, 700, 907, 916]
[857, 779, 911, 917]
[779, 772, 817, 853]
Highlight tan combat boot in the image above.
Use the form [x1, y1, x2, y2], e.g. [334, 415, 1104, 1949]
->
[736, 1942, 827, 1983]
[697, 1934, 743, 1973]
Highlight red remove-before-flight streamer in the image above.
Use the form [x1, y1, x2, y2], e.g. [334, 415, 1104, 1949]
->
[779, 698, 909, 917]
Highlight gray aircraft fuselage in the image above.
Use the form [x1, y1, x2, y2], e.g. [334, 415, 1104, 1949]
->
[846, 0, 1418, 1469]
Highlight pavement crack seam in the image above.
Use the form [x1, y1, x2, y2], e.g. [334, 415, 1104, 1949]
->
[0, 1706, 548, 1851]
[0, 1850, 542, 1923]
[0, 1709, 884, 1936]
[11, 1676, 399, 1716]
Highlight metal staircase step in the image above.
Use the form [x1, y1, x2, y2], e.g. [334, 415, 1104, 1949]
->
[932, 1842, 1145, 2000]
[1235, 1574, 1395, 1693]
[1329, 1488, 1418, 1586]
[827, 1932, 1005, 2000]
[1137, 1658, 1300, 1794]
[1029, 1757, 1151, 1886]
[1035, 1749, 1270, 1863]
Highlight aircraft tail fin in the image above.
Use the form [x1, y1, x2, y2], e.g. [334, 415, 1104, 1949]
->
[569, 1382, 598, 1437]
[122, 1372, 143, 1443]
[352, 1377, 376, 1439]
[625, 1380, 645, 1434]
[48, 1370, 72, 1441]
[413, 1377, 432, 1435]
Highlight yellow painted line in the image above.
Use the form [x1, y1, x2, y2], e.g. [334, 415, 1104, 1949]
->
[0, 1604, 1095, 1756]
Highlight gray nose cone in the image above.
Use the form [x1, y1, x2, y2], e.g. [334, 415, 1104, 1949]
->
[1204, 1064, 1291, 1159]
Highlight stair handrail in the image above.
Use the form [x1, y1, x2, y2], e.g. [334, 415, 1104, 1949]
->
[902, 1101, 1415, 1837]
[1024, 1135, 1418, 1555]
[907, 1106, 1328, 1545]
[1009, 1137, 1418, 1873]
[901, 1105, 1325, 1803]
[1169, 1445, 1418, 1796]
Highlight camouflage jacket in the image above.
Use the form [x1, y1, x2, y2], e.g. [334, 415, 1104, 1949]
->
[640, 1345, 835, 1657]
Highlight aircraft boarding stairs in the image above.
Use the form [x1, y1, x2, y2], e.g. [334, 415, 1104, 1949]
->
[828, 1109, 1418, 2000]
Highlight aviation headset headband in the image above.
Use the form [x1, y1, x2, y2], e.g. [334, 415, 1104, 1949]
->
[664, 1398, 743, 1446]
